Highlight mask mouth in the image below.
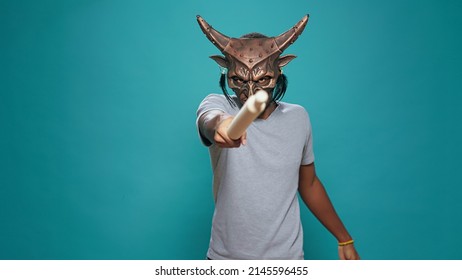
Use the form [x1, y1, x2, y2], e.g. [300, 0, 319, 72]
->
[239, 87, 270, 106]
[238, 91, 249, 104]
[239, 85, 264, 97]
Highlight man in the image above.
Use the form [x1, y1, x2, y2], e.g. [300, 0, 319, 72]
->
[196, 14, 360, 260]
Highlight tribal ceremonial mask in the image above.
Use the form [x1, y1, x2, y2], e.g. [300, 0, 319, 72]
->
[197, 14, 309, 103]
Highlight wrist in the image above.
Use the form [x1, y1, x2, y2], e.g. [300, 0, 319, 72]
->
[336, 232, 353, 244]
[338, 239, 354, 246]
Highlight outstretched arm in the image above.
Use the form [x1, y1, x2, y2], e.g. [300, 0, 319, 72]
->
[298, 163, 360, 260]
[198, 110, 246, 148]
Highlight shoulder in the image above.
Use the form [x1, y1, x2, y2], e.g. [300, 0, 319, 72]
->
[276, 102, 313, 130]
[197, 94, 239, 116]
[200, 94, 238, 108]
[202, 93, 226, 102]
[278, 102, 310, 119]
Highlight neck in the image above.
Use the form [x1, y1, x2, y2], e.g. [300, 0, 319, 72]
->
[258, 102, 277, 120]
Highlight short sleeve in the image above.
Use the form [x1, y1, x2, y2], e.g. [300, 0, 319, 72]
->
[301, 110, 315, 165]
[196, 94, 229, 119]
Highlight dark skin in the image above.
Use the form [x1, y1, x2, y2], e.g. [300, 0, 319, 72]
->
[299, 164, 360, 260]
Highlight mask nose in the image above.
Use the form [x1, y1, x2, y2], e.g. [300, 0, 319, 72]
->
[247, 81, 261, 97]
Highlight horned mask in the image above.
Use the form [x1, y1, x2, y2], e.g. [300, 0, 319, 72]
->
[197, 14, 309, 104]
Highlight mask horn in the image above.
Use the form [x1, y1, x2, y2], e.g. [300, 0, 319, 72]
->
[197, 15, 230, 53]
[274, 14, 309, 53]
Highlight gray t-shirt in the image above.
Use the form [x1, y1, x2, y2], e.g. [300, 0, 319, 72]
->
[196, 94, 315, 260]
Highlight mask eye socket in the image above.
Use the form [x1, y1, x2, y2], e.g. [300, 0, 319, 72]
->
[231, 76, 245, 85]
[257, 76, 272, 86]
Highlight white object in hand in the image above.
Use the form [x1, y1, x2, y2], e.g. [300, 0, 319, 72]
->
[227, 90, 269, 140]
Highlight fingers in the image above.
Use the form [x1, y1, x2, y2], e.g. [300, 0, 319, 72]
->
[338, 245, 360, 260]
[214, 117, 245, 148]
[338, 246, 346, 260]
[241, 131, 247, 146]
[214, 129, 242, 148]
[345, 245, 360, 260]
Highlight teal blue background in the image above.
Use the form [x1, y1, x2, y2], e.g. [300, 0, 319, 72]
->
[1, 0, 461, 259]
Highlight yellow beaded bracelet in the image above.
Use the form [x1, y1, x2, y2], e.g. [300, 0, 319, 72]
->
[338, 240, 354, 246]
